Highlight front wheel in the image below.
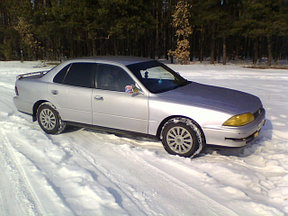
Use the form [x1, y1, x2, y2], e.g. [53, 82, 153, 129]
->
[161, 118, 205, 158]
[37, 103, 66, 134]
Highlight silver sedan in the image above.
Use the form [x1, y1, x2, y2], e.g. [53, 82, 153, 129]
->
[13, 57, 266, 157]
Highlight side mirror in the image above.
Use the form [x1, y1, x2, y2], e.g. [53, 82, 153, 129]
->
[125, 84, 142, 96]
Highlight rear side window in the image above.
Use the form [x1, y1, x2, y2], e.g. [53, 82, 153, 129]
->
[53, 63, 96, 88]
[53, 64, 70, 84]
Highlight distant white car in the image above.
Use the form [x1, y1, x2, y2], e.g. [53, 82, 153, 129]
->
[13, 57, 266, 157]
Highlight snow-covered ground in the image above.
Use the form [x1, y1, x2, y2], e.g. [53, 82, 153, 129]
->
[0, 61, 287, 216]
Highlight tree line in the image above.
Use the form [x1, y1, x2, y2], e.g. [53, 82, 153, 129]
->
[0, 0, 287, 65]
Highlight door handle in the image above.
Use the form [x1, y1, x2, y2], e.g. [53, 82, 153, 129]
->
[94, 95, 103, 100]
[51, 90, 58, 95]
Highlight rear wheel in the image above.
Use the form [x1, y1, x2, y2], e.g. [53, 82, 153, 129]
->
[161, 118, 205, 158]
[37, 103, 66, 134]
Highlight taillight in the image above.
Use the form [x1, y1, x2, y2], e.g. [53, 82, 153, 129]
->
[15, 86, 19, 96]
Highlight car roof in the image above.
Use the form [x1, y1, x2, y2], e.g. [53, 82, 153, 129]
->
[71, 56, 152, 66]
[41, 56, 155, 82]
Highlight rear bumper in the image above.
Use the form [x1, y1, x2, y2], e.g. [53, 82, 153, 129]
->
[203, 109, 266, 147]
[13, 96, 33, 115]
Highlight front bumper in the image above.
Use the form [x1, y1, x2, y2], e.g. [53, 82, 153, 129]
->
[203, 109, 266, 147]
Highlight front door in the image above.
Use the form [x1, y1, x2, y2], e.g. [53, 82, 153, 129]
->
[92, 63, 148, 133]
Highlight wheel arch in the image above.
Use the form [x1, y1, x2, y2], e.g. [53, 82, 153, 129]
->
[156, 115, 206, 142]
[32, 100, 50, 121]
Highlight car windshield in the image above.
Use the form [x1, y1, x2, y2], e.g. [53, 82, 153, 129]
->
[127, 60, 190, 93]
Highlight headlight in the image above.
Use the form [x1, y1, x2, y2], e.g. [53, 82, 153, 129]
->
[223, 113, 255, 127]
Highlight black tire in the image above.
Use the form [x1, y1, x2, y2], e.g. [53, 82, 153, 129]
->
[37, 103, 66, 134]
[162, 118, 205, 158]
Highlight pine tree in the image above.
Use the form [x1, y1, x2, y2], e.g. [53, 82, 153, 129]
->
[168, 0, 192, 64]
[0, 0, 287, 62]
[235, 0, 288, 65]
[14, 16, 43, 60]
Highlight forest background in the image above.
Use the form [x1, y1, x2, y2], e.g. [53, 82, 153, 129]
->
[0, 0, 287, 65]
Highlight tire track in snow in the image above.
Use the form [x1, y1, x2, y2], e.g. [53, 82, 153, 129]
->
[0, 82, 14, 90]
[72, 130, 284, 215]
[0, 115, 77, 216]
[0, 129, 45, 216]
[116, 146, 240, 216]
[198, 148, 287, 215]
[0, 97, 16, 117]
[59, 131, 239, 216]
[122, 146, 284, 216]
[48, 133, 151, 216]
[1, 112, 139, 215]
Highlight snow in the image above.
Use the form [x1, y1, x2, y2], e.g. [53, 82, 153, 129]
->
[0, 60, 287, 216]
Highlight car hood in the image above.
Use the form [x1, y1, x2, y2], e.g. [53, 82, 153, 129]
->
[156, 82, 262, 115]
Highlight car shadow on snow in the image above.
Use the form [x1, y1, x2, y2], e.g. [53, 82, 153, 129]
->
[202, 119, 273, 158]
[61, 125, 83, 133]
[62, 125, 160, 142]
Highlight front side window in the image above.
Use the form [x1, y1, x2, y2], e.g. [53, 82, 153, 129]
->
[127, 60, 190, 93]
[96, 64, 134, 92]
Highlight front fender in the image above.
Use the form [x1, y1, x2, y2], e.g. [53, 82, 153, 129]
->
[148, 99, 231, 136]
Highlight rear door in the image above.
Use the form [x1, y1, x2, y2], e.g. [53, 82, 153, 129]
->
[48, 62, 96, 124]
[92, 63, 148, 133]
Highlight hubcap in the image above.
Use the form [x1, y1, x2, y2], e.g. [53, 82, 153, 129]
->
[40, 108, 56, 130]
[166, 126, 193, 154]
